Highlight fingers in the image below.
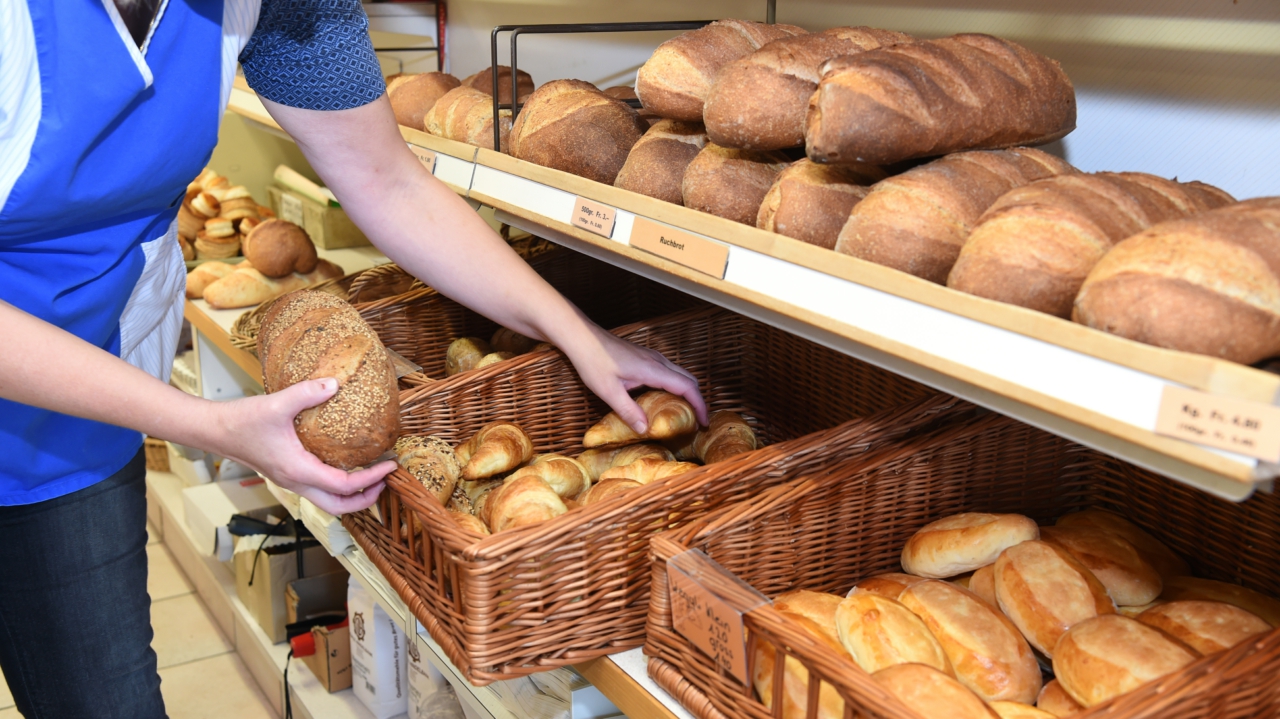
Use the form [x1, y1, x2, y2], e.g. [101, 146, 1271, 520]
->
[272, 378, 340, 415]
[294, 480, 386, 515]
[597, 381, 649, 434]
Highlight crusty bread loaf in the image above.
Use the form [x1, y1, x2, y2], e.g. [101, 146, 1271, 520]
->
[614, 120, 708, 205]
[1038, 525, 1162, 606]
[461, 65, 535, 104]
[203, 260, 344, 310]
[1073, 197, 1280, 364]
[1055, 509, 1189, 581]
[509, 79, 648, 185]
[871, 663, 997, 719]
[836, 592, 953, 675]
[1158, 576, 1280, 628]
[1053, 614, 1200, 708]
[948, 173, 1234, 317]
[806, 34, 1076, 165]
[704, 27, 912, 150]
[636, 19, 807, 122]
[244, 219, 318, 278]
[682, 143, 790, 225]
[849, 572, 928, 600]
[757, 159, 885, 249]
[389, 72, 462, 130]
[754, 591, 848, 719]
[901, 513, 1040, 579]
[835, 148, 1076, 283]
[425, 86, 513, 152]
[259, 290, 400, 469]
[1036, 680, 1083, 717]
[899, 580, 1041, 703]
[603, 85, 660, 126]
[994, 540, 1116, 657]
[1136, 600, 1271, 655]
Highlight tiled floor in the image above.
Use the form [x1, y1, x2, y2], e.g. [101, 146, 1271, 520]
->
[0, 524, 277, 719]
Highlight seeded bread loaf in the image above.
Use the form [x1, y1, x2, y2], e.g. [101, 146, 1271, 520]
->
[614, 120, 708, 205]
[510, 79, 648, 184]
[259, 290, 400, 469]
[389, 72, 462, 130]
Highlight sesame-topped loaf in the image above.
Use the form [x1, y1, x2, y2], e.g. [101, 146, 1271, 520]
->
[260, 290, 400, 470]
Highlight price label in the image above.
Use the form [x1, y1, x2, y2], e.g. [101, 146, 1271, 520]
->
[1154, 385, 1280, 463]
[410, 145, 438, 174]
[279, 192, 304, 226]
[668, 549, 769, 685]
[630, 217, 729, 279]
[571, 196, 616, 238]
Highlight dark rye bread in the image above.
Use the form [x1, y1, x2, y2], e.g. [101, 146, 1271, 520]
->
[614, 120, 708, 204]
[757, 158, 886, 249]
[806, 34, 1076, 165]
[260, 291, 400, 469]
[510, 80, 648, 185]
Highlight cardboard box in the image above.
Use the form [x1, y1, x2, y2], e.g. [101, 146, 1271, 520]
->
[183, 477, 281, 556]
[303, 623, 353, 693]
[267, 186, 369, 249]
[235, 538, 343, 643]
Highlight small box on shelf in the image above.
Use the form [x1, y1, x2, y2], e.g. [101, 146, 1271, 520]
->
[267, 186, 369, 250]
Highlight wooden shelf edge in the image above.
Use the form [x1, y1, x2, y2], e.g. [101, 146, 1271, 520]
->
[577, 656, 681, 719]
[184, 300, 262, 380]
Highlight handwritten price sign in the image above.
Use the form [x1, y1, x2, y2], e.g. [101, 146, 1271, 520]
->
[1155, 386, 1280, 463]
[668, 549, 769, 685]
[571, 197, 616, 238]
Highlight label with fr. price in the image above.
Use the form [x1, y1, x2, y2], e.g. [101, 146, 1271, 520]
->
[571, 197, 616, 238]
[1154, 385, 1280, 463]
[630, 217, 729, 279]
[668, 549, 769, 685]
[409, 144, 437, 174]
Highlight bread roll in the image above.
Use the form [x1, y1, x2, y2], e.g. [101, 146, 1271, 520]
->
[485, 475, 567, 532]
[389, 72, 462, 130]
[948, 173, 1234, 317]
[850, 573, 928, 600]
[901, 513, 1040, 579]
[704, 27, 912, 150]
[757, 159, 885, 249]
[186, 261, 238, 299]
[1037, 525, 1161, 606]
[835, 148, 1076, 283]
[507, 454, 591, 499]
[635, 20, 807, 122]
[203, 260, 344, 309]
[682, 143, 790, 225]
[1073, 197, 1280, 364]
[900, 580, 1041, 703]
[178, 204, 204, 240]
[425, 86, 513, 152]
[189, 191, 220, 219]
[613, 120, 708, 205]
[1055, 509, 1189, 580]
[445, 337, 491, 376]
[203, 216, 235, 238]
[462, 65, 534, 104]
[220, 186, 260, 222]
[243, 219, 318, 278]
[259, 291, 400, 469]
[395, 435, 460, 505]
[835, 592, 952, 675]
[990, 702, 1056, 719]
[475, 351, 514, 369]
[754, 591, 848, 719]
[450, 511, 491, 537]
[994, 540, 1116, 657]
[970, 565, 999, 609]
[194, 232, 240, 260]
[456, 422, 534, 481]
[871, 664, 997, 719]
[490, 327, 538, 355]
[510, 80, 648, 185]
[806, 34, 1076, 165]
[690, 411, 757, 464]
[1116, 600, 1164, 619]
[1159, 576, 1280, 628]
[1136, 600, 1271, 655]
[583, 391, 697, 448]
[577, 477, 643, 506]
[1053, 614, 1199, 708]
[597, 458, 698, 485]
[1036, 680, 1083, 717]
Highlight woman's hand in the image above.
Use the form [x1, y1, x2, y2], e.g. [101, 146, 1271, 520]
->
[203, 379, 395, 515]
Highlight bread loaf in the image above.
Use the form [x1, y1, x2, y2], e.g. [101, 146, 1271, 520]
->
[510, 80, 648, 184]
[990, 702, 1056, 719]
[456, 422, 534, 480]
[835, 592, 953, 675]
[806, 34, 1076, 165]
[871, 663, 997, 719]
[757, 159, 885, 249]
[203, 260, 344, 309]
[1073, 197, 1280, 364]
[901, 513, 1040, 579]
[613, 120, 708, 205]
[1055, 510, 1188, 580]
[899, 580, 1041, 703]
[461, 65, 535, 104]
[583, 391, 697, 448]
[485, 475, 567, 532]
[425, 86, 513, 152]
[244, 219, 318, 278]
[1136, 600, 1271, 655]
[186, 261, 239, 299]
[1158, 576, 1280, 628]
[850, 573, 927, 600]
[947, 173, 1234, 317]
[1038, 525, 1162, 606]
[389, 72, 462, 130]
[259, 291, 400, 469]
[507, 455, 591, 499]
[395, 436, 460, 505]
[994, 540, 1116, 657]
[682, 143, 790, 225]
[1036, 680, 1083, 717]
[835, 148, 1076, 283]
[754, 591, 848, 719]
[635, 20, 807, 122]
[1053, 614, 1199, 708]
[704, 27, 912, 150]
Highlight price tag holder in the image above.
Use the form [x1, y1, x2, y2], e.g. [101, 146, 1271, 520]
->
[571, 197, 617, 238]
[409, 144, 438, 174]
[278, 192, 304, 226]
[668, 549, 770, 685]
[630, 217, 729, 279]
[1155, 385, 1280, 463]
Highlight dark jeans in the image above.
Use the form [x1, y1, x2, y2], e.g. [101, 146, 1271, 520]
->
[0, 450, 166, 718]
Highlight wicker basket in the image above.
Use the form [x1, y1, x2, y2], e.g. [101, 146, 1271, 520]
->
[342, 305, 972, 684]
[645, 413, 1280, 719]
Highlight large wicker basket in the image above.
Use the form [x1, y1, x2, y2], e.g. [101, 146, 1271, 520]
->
[342, 305, 972, 684]
[645, 412, 1280, 719]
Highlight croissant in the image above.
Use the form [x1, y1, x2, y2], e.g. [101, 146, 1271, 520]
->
[598, 458, 699, 485]
[583, 391, 698, 448]
[470, 480, 505, 527]
[694, 411, 758, 464]
[450, 511, 491, 537]
[485, 476, 568, 532]
[395, 436, 460, 505]
[578, 443, 675, 480]
[578, 478, 644, 506]
[507, 454, 591, 499]
[456, 422, 534, 480]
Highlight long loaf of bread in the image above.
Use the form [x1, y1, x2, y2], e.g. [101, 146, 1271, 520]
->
[806, 34, 1076, 165]
[757, 158, 885, 249]
[203, 259, 344, 309]
[613, 120, 708, 205]
[682, 143, 791, 225]
[510, 80, 648, 185]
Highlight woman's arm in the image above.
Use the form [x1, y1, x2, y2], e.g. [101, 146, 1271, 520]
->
[260, 94, 708, 433]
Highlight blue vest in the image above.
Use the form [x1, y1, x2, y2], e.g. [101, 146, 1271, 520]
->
[0, 0, 225, 503]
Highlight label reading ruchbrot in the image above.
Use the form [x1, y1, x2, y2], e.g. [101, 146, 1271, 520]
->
[630, 217, 729, 279]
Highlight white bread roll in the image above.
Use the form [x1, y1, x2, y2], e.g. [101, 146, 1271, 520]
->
[1055, 509, 1189, 580]
[753, 591, 848, 719]
[1158, 577, 1280, 628]
[1039, 525, 1162, 606]
[990, 702, 1057, 719]
[847, 572, 927, 600]
[993, 540, 1115, 657]
[971, 564, 998, 608]
[1036, 679, 1083, 717]
[871, 663, 998, 719]
[901, 512, 1040, 579]
[835, 592, 952, 675]
[1136, 600, 1271, 655]
[1053, 614, 1200, 708]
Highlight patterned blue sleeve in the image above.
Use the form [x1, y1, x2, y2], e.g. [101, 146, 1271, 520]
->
[238, 0, 386, 110]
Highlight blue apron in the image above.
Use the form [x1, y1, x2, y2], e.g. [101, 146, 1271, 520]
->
[0, 0, 225, 504]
